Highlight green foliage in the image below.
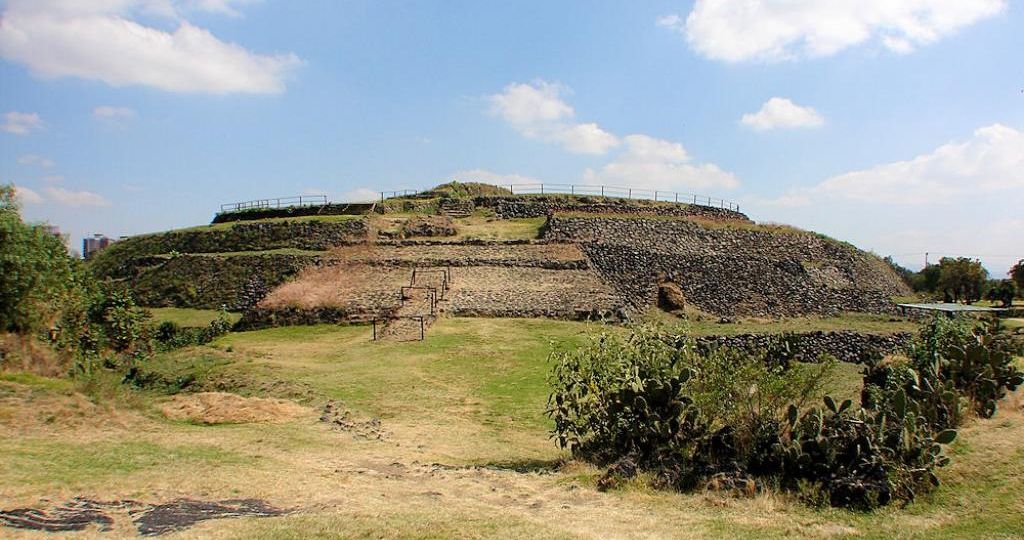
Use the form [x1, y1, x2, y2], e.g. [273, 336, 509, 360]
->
[0, 184, 86, 333]
[424, 181, 512, 199]
[936, 257, 988, 303]
[985, 279, 1016, 307]
[153, 309, 233, 350]
[895, 318, 1024, 419]
[548, 320, 1019, 509]
[88, 286, 152, 354]
[1010, 259, 1024, 293]
[911, 263, 942, 294]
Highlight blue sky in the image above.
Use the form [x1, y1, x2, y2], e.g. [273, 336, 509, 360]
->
[1, 0, 1021, 275]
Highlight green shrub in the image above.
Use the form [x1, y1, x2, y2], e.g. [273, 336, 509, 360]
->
[546, 321, 1014, 509]
[865, 318, 1023, 422]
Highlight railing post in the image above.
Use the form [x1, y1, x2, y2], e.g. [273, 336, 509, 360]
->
[628, 188, 632, 199]
[601, 186, 604, 197]
[540, 184, 544, 194]
[420, 317, 424, 341]
[571, 185, 574, 195]
[675, 192, 678, 203]
[372, 319, 377, 341]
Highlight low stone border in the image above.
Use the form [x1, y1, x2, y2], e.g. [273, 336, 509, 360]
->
[692, 330, 912, 364]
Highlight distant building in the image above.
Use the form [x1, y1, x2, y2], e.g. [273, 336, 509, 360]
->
[83, 234, 116, 259]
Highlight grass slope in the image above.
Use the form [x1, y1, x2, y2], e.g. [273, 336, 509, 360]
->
[1, 318, 1021, 539]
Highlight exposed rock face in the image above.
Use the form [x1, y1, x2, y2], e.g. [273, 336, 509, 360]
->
[658, 281, 687, 311]
[693, 331, 912, 365]
[544, 215, 909, 317]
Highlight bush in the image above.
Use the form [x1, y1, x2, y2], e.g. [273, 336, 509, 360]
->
[1, 185, 87, 334]
[865, 318, 1023, 421]
[547, 321, 1018, 509]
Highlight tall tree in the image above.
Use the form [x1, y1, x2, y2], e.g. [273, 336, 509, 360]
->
[1010, 259, 1024, 295]
[936, 257, 988, 304]
[0, 184, 81, 332]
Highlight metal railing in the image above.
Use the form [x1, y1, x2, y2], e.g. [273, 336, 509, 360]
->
[380, 183, 739, 212]
[379, 189, 422, 201]
[220, 194, 328, 213]
[502, 183, 739, 212]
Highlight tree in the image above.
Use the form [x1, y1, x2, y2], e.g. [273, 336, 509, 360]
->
[0, 185, 83, 332]
[936, 257, 988, 304]
[1010, 259, 1024, 297]
[912, 263, 942, 293]
[985, 280, 1016, 308]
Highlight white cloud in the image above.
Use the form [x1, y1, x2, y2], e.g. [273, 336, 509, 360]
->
[448, 169, 543, 186]
[14, 185, 44, 204]
[40, 175, 65, 184]
[44, 186, 112, 207]
[741, 97, 824, 131]
[670, 0, 1006, 62]
[17, 154, 55, 168]
[490, 81, 574, 127]
[489, 80, 619, 155]
[2, 111, 43, 135]
[93, 106, 136, 119]
[743, 124, 1024, 274]
[813, 124, 1024, 204]
[185, 0, 259, 18]
[0, 0, 302, 94]
[489, 80, 740, 192]
[550, 123, 620, 155]
[584, 134, 740, 192]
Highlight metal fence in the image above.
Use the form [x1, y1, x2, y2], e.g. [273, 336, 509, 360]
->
[380, 183, 739, 212]
[219, 194, 328, 213]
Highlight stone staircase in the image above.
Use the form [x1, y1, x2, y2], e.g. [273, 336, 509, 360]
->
[375, 267, 450, 341]
[438, 198, 474, 218]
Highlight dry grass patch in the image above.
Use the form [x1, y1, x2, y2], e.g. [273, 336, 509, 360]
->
[159, 392, 310, 425]
[0, 333, 65, 377]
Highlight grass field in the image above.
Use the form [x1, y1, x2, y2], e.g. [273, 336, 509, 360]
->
[1, 318, 1022, 538]
[147, 308, 243, 328]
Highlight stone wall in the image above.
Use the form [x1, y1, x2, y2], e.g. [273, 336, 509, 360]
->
[477, 195, 750, 222]
[445, 266, 626, 321]
[89, 218, 366, 279]
[546, 215, 909, 317]
[329, 242, 589, 269]
[129, 253, 321, 309]
[693, 331, 912, 364]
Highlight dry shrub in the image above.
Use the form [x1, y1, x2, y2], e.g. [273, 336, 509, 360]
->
[159, 392, 309, 424]
[0, 332, 65, 377]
